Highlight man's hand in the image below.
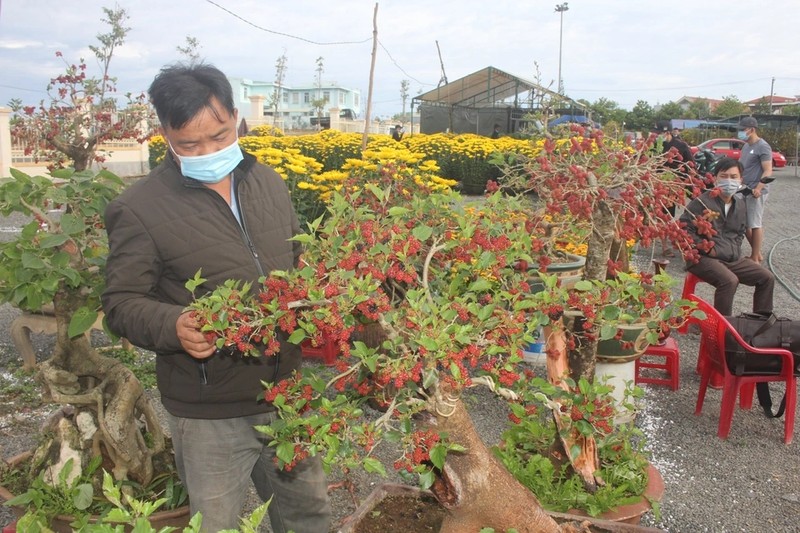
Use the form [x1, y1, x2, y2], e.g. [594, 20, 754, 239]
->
[753, 184, 763, 198]
[176, 311, 216, 359]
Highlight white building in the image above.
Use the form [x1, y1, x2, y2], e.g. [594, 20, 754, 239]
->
[228, 77, 361, 130]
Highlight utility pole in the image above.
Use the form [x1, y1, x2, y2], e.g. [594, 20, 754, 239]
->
[555, 3, 569, 95]
[769, 76, 775, 114]
[362, 3, 378, 151]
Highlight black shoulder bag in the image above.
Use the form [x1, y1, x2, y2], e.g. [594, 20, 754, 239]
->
[725, 312, 800, 418]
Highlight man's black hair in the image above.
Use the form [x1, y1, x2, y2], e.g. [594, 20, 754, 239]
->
[148, 63, 235, 130]
[714, 157, 744, 176]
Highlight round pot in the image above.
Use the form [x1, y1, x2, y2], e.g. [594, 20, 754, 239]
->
[0, 451, 191, 533]
[565, 463, 665, 525]
[596, 323, 650, 363]
[528, 253, 586, 291]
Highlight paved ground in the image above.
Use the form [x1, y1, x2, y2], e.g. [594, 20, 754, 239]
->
[2, 166, 800, 531]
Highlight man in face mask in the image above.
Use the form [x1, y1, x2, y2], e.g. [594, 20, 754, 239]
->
[102, 64, 331, 532]
[737, 116, 773, 263]
[679, 157, 774, 316]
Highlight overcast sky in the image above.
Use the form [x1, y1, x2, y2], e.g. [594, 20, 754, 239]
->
[2, 0, 800, 119]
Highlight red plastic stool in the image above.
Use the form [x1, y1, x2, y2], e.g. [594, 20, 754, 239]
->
[300, 339, 339, 365]
[635, 337, 680, 390]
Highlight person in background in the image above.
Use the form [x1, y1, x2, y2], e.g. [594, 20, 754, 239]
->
[662, 127, 693, 176]
[102, 63, 331, 533]
[672, 126, 682, 139]
[737, 116, 773, 264]
[679, 157, 774, 316]
[660, 127, 694, 256]
[392, 124, 404, 141]
[491, 124, 501, 139]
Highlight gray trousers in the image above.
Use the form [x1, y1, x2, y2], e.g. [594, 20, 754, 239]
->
[167, 411, 331, 533]
[687, 256, 774, 316]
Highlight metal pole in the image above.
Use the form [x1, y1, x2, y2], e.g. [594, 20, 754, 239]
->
[555, 3, 569, 94]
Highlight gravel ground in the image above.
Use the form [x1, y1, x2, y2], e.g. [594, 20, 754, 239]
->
[3, 166, 800, 531]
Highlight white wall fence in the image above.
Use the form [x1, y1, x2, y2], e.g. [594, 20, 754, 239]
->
[0, 106, 418, 179]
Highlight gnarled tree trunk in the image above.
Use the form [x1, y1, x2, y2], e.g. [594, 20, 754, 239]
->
[428, 400, 562, 532]
[31, 288, 165, 486]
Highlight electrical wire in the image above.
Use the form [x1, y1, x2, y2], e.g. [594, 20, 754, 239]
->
[204, 0, 372, 45]
[766, 234, 800, 302]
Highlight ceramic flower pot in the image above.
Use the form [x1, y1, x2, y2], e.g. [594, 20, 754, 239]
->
[596, 323, 651, 363]
[338, 471, 665, 532]
[0, 451, 191, 533]
[528, 253, 586, 292]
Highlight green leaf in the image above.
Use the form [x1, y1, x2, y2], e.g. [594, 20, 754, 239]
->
[276, 441, 295, 465]
[72, 483, 94, 510]
[411, 225, 433, 242]
[573, 280, 593, 291]
[59, 213, 86, 235]
[287, 329, 306, 345]
[419, 469, 435, 490]
[429, 443, 447, 469]
[21, 252, 46, 269]
[363, 457, 386, 475]
[68, 308, 98, 338]
[38, 233, 70, 248]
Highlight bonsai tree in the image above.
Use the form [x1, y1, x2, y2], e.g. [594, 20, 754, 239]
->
[8, 6, 151, 172]
[0, 168, 169, 493]
[186, 146, 699, 531]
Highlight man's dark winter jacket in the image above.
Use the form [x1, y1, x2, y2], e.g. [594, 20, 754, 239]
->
[679, 190, 746, 263]
[102, 151, 302, 419]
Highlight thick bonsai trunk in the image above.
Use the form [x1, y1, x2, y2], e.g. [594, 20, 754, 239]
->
[545, 324, 602, 493]
[428, 399, 562, 533]
[569, 199, 615, 381]
[32, 290, 164, 486]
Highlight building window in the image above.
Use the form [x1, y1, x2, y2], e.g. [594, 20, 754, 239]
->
[292, 93, 299, 104]
[354, 94, 360, 107]
[243, 87, 248, 99]
[283, 92, 289, 103]
[304, 92, 310, 104]
[339, 92, 346, 105]
[323, 91, 330, 102]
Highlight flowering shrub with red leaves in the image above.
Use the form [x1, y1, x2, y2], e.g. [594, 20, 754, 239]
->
[492, 125, 704, 378]
[184, 156, 695, 488]
[9, 8, 151, 172]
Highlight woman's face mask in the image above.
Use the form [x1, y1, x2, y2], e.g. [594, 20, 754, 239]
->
[170, 137, 243, 183]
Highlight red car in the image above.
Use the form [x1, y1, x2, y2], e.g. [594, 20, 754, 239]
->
[690, 138, 787, 168]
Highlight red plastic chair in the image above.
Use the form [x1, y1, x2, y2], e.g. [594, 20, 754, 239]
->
[690, 295, 796, 444]
[678, 272, 707, 333]
[635, 337, 680, 390]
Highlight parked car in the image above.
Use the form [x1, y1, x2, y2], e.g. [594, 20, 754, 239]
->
[690, 138, 787, 168]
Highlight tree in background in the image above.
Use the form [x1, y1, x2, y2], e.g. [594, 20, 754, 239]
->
[176, 35, 202, 65]
[580, 97, 626, 127]
[311, 56, 327, 129]
[714, 95, 748, 118]
[752, 97, 772, 115]
[400, 79, 410, 122]
[686, 98, 712, 119]
[269, 51, 289, 127]
[8, 6, 150, 172]
[654, 101, 684, 124]
[624, 100, 655, 132]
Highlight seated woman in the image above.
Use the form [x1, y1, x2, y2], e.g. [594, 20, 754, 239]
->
[679, 157, 774, 315]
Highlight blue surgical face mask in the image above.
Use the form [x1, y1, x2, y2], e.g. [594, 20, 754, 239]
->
[716, 178, 741, 197]
[737, 130, 749, 141]
[170, 137, 243, 183]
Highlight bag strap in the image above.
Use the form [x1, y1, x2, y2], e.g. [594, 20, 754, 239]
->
[756, 382, 788, 418]
[747, 312, 778, 341]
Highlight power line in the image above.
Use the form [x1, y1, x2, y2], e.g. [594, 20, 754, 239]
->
[204, 0, 372, 45]
[377, 40, 432, 87]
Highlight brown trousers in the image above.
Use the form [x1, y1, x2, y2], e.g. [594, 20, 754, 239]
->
[687, 256, 774, 316]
